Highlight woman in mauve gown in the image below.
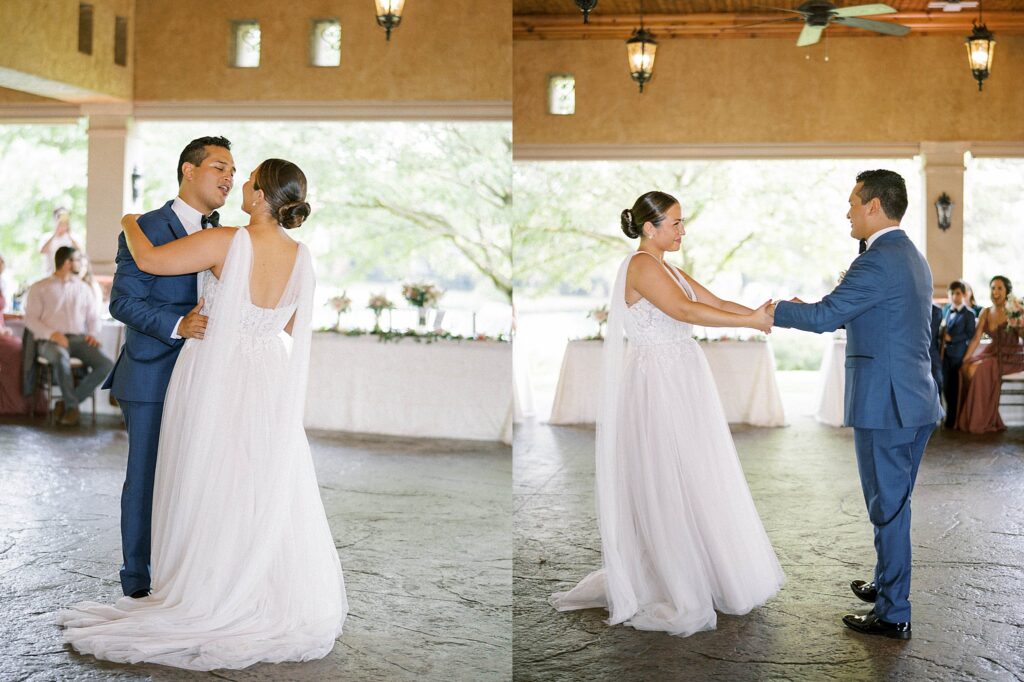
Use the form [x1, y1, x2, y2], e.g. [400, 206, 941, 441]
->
[0, 253, 34, 415]
[956, 275, 1024, 433]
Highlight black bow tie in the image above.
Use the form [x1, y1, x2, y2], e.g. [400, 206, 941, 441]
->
[201, 211, 220, 228]
[858, 239, 867, 255]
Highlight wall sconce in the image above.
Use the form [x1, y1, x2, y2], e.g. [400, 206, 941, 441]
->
[575, 0, 598, 24]
[935, 192, 953, 231]
[375, 0, 405, 42]
[131, 166, 142, 203]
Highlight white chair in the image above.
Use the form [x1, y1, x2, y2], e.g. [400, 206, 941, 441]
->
[1001, 371, 1024, 408]
[35, 355, 98, 425]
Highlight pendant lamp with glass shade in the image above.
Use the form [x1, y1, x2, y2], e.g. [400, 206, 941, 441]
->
[375, 0, 406, 42]
[965, 1, 996, 90]
[626, 2, 657, 93]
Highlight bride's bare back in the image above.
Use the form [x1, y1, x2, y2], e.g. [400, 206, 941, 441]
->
[243, 228, 300, 309]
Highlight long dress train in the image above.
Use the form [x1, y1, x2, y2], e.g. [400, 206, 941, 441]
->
[551, 253, 784, 635]
[57, 229, 347, 670]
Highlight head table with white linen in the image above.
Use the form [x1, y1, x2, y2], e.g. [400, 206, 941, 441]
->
[549, 338, 787, 427]
[305, 333, 513, 443]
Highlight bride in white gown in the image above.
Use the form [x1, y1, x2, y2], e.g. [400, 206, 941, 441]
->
[57, 159, 347, 670]
[551, 191, 785, 636]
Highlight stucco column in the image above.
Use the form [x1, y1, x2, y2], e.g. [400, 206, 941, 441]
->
[919, 141, 970, 298]
[83, 104, 138, 277]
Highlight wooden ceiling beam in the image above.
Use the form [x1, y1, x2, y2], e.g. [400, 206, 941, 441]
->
[513, 11, 1024, 40]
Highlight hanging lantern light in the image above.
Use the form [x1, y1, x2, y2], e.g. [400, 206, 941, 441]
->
[626, 26, 657, 93]
[964, 1, 995, 91]
[375, 0, 406, 42]
[965, 23, 995, 91]
[575, 0, 598, 24]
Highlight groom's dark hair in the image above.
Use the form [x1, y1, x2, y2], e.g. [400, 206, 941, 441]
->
[177, 136, 232, 185]
[855, 169, 908, 221]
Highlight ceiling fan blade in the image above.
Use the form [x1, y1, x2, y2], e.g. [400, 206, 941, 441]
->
[834, 16, 911, 36]
[730, 16, 803, 31]
[833, 3, 897, 17]
[752, 5, 810, 16]
[796, 24, 825, 47]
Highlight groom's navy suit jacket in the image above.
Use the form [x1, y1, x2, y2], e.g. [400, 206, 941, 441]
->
[104, 200, 198, 402]
[775, 230, 942, 429]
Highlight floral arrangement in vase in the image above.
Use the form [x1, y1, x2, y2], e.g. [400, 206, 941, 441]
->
[402, 282, 444, 327]
[327, 293, 351, 330]
[367, 293, 395, 332]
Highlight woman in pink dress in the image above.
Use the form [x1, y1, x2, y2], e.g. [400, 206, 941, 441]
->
[0, 253, 31, 414]
[956, 275, 1024, 433]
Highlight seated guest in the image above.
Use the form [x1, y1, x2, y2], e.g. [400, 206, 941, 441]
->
[956, 275, 1024, 433]
[24, 246, 114, 426]
[964, 281, 983, 317]
[941, 281, 976, 428]
[0, 251, 32, 414]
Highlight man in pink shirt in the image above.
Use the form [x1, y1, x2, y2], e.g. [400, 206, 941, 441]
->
[25, 246, 114, 426]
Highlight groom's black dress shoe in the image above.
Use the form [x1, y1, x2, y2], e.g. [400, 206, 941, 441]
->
[850, 579, 878, 603]
[842, 611, 911, 640]
[129, 588, 151, 599]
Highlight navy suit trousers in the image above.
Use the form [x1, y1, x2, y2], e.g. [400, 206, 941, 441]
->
[118, 399, 164, 596]
[853, 423, 935, 623]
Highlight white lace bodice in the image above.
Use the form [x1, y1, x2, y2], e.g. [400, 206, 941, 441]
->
[624, 262, 697, 347]
[199, 270, 298, 338]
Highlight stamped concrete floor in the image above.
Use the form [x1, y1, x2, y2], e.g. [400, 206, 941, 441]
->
[514, 418, 1024, 682]
[0, 416, 511, 682]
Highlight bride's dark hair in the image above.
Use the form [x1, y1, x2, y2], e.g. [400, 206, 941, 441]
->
[621, 191, 679, 239]
[254, 158, 311, 229]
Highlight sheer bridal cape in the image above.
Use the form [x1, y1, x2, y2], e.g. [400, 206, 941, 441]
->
[550, 252, 785, 635]
[58, 229, 347, 670]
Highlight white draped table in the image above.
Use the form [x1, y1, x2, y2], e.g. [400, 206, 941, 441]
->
[816, 331, 847, 427]
[549, 338, 786, 427]
[304, 334, 513, 443]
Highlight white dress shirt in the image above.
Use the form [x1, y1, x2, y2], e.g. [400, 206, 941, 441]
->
[25, 274, 101, 341]
[169, 197, 209, 339]
[865, 225, 902, 250]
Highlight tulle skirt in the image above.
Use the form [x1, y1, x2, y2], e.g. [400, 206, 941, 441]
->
[57, 335, 347, 670]
[552, 340, 785, 635]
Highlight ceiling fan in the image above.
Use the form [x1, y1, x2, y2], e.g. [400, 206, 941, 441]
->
[741, 2, 912, 47]
[926, 0, 978, 11]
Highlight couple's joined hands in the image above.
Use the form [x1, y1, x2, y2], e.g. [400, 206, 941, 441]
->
[746, 296, 806, 334]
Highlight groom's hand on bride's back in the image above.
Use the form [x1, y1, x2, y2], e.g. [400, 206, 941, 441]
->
[179, 299, 208, 340]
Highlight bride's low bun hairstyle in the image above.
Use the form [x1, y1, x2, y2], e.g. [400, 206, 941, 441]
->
[254, 158, 311, 229]
[621, 191, 679, 240]
[277, 201, 311, 229]
[621, 209, 640, 238]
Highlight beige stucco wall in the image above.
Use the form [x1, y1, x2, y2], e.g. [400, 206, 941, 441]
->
[0, 0, 133, 102]
[133, 0, 511, 102]
[514, 34, 1024, 145]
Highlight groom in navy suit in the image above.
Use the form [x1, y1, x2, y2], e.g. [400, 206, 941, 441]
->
[772, 170, 942, 639]
[103, 136, 235, 598]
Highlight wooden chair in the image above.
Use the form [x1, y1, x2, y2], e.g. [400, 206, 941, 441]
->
[34, 355, 98, 425]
